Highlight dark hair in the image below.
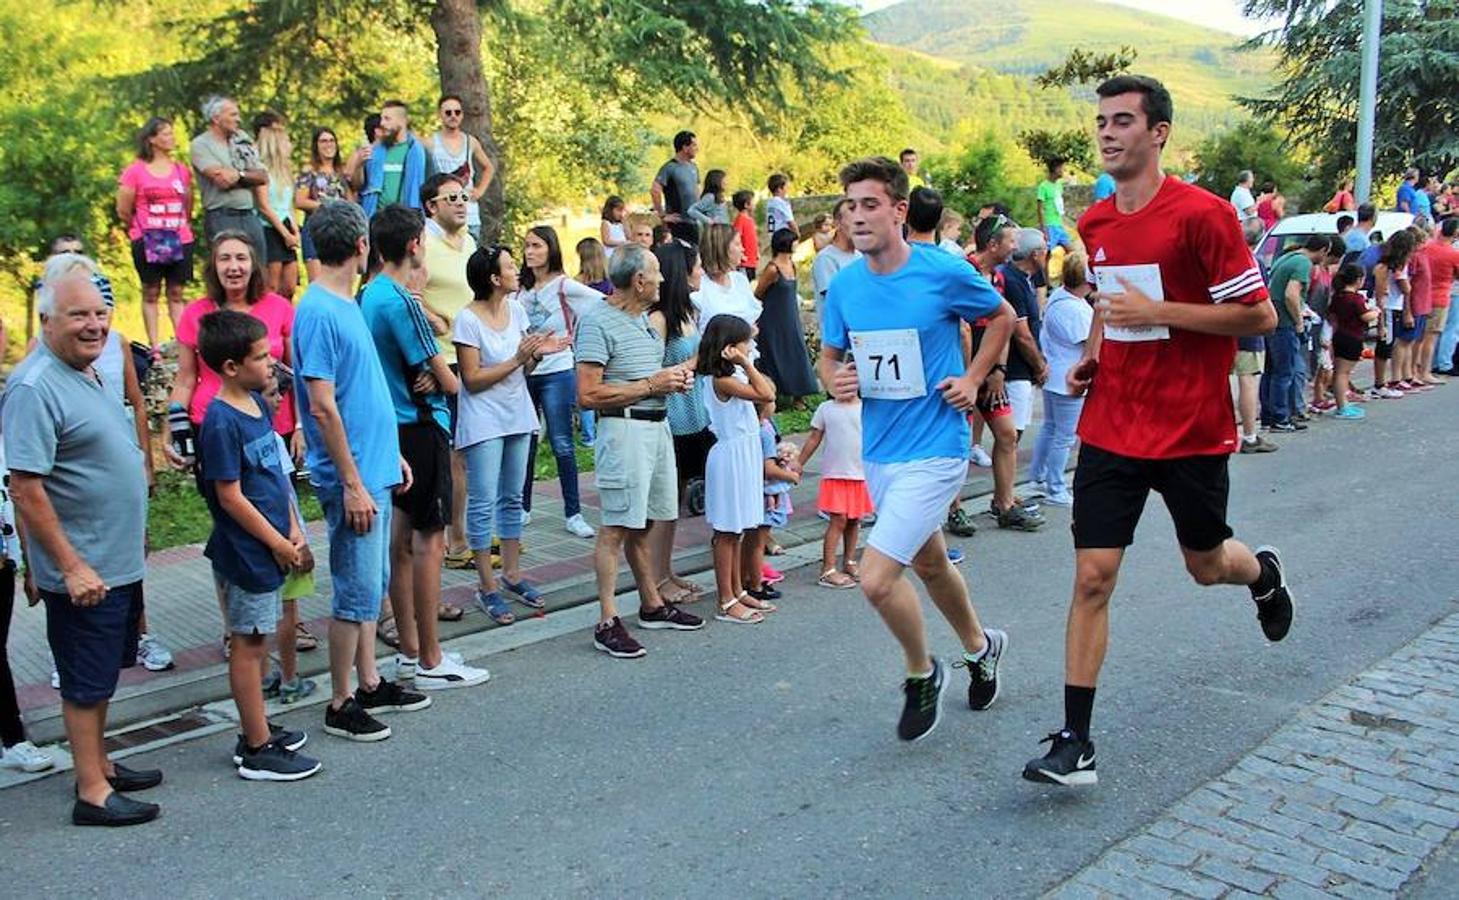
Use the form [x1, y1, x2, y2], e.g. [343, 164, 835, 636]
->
[1442, 218, 1459, 239]
[838, 156, 909, 203]
[1326, 234, 1346, 259]
[466, 245, 512, 299]
[1334, 263, 1365, 292]
[1356, 202, 1377, 224]
[363, 113, 382, 144]
[438, 94, 463, 109]
[1095, 74, 1174, 135]
[382, 99, 407, 113]
[696, 314, 755, 378]
[652, 243, 696, 341]
[1261, 181, 1276, 194]
[702, 169, 726, 202]
[48, 233, 83, 254]
[768, 173, 788, 194]
[135, 116, 172, 161]
[652, 224, 670, 245]
[311, 127, 340, 168]
[770, 228, 797, 255]
[204, 230, 266, 305]
[419, 172, 465, 209]
[731, 190, 754, 213]
[198, 309, 268, 374]
[1047, 156, 1066, 173]
[1303, 234, 1330, 253]
[908, 186, 944, 233]
[899, 148, 917, 160]
[1380, 229, 1417, 268]
[601, 195, 625, 220]
[519, 225, 564, 289]
[1336, 214, 1354, 233]
[673, 130, 696, 152]
[974, 215, 1014, 252]
[307, 199, 369, 266]
[832, 197, 853, 221]
[251, 110, 282, 134]
[370, 205, 425, 266]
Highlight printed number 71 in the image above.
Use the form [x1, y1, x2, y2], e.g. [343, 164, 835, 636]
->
[869, 353, 900, 381]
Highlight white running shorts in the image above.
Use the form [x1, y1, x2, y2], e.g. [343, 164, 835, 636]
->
[865, 456, 968, 565]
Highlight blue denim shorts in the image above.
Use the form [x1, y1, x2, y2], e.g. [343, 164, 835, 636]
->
[214, 573, 282, 635]
[43, 581, 143, 705]
[319, 487, 393, 623]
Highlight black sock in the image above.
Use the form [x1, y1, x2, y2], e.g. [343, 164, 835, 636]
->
[1250, 555, 1278, 597]
[1064, 685, 1095, 741]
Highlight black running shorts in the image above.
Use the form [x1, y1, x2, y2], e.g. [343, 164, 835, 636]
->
[1071, 444, 1234, 552]
[393, 422, 453, 532]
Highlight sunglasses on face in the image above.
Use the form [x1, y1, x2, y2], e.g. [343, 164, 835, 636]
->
[442, 109, 463, 117]
[433, 192, 470, 204]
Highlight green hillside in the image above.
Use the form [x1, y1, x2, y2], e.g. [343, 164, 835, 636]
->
[866, 0, 1272, 159]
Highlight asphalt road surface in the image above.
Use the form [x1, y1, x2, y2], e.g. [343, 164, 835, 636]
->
[4, 387, 1457, 897]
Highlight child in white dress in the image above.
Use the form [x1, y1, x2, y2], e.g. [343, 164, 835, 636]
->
[698, 315, 777, 624]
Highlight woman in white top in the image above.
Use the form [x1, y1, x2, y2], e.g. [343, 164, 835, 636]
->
[691, 223, 761, 336]
[516, 226, 606, 539]
[1027, 251, 1095, 507]
[454, 246, 552, 625]
[600, 196, 628, 257]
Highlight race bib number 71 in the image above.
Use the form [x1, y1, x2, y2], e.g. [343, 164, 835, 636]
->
[849, 328, 927, 400]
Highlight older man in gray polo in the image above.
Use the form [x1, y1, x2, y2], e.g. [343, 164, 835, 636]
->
[2, 255, 158, 826]
[576, 244, 702, 659]
[190, 95, 269, 253]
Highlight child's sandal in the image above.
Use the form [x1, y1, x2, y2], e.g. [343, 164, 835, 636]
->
[715, 597, 764, 624]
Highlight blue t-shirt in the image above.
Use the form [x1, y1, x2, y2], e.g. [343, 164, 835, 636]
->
[1342, 228, 1368, 256]
[200, 393, 293, 593]
[1397, 182, 1417, 213]
[360, 274, 450, 433]
[292, 283, 401, 495]
[1092, 172, 1116, 202]
[1359, 243, 1383, 294]
[760, 420, 792, 497]
[1414, 190, 1432, 220]
[822, 242, 1004, 463]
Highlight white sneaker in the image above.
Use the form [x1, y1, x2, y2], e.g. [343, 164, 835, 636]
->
[564, 513, 596, 539]
[137, 633, 175, 671]
[50, 670, 60, 690]
[1041, 491, 1074, 507]
[1026, 481, 1049, 498]
[0, 740, 55, 773]
[969, 446, 993, 467]
[1378, 386, 1405, 399]
[521, 510, 532, 526]
[415, 656, 491, 690]
[394, 654, 418, 681]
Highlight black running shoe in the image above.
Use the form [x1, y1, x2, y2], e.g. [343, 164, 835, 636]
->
[1251, 545, 1293, 642]
[237, 741, 322, 782]
[1022, 730, 1098, 786]
[745, 585, 782, 602]
[324, 697, 391, 742]
[637, 602, 705, 631]
[897, 657, 947, 742]
[231, 723, 307, 765]
[356, 679, 432, 714]
[593, 616, 647, 657]
[956, 628, 1007, 711]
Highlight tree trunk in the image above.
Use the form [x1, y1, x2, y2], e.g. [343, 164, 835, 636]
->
[431, 0, 505, 243]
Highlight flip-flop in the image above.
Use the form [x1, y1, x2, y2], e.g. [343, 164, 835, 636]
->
[294, 622, 319, 651]
[715, 599, 764, 624]
[436, 602, 465, 622]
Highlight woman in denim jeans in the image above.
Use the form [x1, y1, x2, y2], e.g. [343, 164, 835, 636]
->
[516, 226, 606, 540]
[1028, 251, 1095, 507]
[453, 246, 552, 624]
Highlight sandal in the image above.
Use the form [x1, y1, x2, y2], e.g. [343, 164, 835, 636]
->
[501, 577, 545, 610]
[378, 615, 400, 649]
[715, 597, 764, 624]
[294, 622, 319, 652]
[843, 560, 860, 582]
[817, 569, 857, 589]
[476, 589, 516, 625]
[740, 590, 778, 614]
[443, 548, 476, 570]
[656, 579, 695, 605]
[436, 602, 465, 622]
[222, 635, 232, 660]
[766, 543, 786, 556]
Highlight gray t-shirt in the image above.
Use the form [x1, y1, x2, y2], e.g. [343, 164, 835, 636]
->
[574, 301, 667, 410]
[190, 130, 260, 211]
[812, 244, 861, 299]
[654, 158, 700, 217]
[1, 342, 147, 593]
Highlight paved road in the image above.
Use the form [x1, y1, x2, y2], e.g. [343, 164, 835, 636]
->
[3, 388, 1457, 896]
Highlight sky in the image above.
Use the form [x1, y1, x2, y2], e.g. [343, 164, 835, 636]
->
[855, 0, 1274, 36]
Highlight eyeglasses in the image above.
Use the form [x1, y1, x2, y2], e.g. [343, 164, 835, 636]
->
[442, 109, 463, 118]
[433, 192, 470, 204]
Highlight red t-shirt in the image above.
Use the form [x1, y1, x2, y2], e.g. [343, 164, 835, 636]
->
[1077, 177, 1269, 460]
[1408, 251, 1433, 316]
[1421, 238, 1459, 310]
[733, 212, 759, 269]
[1329, 290, 1370, 340]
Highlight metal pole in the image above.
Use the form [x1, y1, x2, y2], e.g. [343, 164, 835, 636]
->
[1355, 0, 1382, 204]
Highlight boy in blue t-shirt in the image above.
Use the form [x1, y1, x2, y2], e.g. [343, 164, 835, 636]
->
[198, 310, 321, 783]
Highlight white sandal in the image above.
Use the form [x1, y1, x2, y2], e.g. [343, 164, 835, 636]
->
[715, 597, 764, 625]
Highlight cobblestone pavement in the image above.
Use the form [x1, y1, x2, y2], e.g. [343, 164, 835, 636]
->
[1056, 612, 1459, 899]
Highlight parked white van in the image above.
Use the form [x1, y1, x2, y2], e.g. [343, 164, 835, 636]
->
[1255, 211, 1415, 271]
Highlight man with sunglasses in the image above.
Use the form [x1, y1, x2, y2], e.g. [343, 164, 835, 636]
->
[430, 95, 496, 245]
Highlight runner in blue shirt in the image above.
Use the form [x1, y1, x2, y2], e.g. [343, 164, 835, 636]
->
[819, 156, 1017, 743]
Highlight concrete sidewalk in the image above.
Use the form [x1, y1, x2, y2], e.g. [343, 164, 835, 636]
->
[7, 424, 1046, 744]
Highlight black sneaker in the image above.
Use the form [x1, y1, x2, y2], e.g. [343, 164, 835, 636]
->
[945, 506, 978, 537]
[323, 697, 391, 742]
[593, 616, 647, 658]
[1252, 545, 1294, 642]
[356, 678, 432, 714]
[637, 602, 705, 631]
[237, 740, 322, 782]
[956, 628, 1007, 711]
[897, 657, 948, 742]
[745, 585, 782, 603]
[231, 723, 307, 765]
[1023, 729, 1098, 786]
[1269, 421, 1301, 433]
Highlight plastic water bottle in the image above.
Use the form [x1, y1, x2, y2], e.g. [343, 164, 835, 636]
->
[167, 403, 195, 465]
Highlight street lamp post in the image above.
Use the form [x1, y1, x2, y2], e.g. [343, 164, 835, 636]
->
[1355, 0, 1382, 204]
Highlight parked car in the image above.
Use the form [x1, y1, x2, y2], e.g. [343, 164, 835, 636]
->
[1256, 211, 1415, 271]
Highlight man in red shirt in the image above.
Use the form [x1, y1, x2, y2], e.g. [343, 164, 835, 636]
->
[1023, 75, 1293, 788]
[1419, 219, 1459, 380]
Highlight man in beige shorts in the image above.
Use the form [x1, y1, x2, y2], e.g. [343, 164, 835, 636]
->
[576, 244, 703, 659]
